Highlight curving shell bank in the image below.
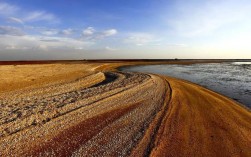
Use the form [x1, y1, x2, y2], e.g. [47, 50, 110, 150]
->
[0, 62, 250, 157]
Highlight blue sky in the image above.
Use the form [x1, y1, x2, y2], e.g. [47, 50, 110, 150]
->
[0, 0, 251, 60]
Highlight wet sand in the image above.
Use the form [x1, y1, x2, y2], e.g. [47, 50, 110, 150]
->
[0, 61, 250, 156]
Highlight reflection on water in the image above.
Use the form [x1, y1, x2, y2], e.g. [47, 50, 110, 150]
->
[121, 62, 251, 109]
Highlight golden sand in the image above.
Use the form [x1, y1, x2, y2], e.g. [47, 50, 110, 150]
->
[0, 61, 250, 156]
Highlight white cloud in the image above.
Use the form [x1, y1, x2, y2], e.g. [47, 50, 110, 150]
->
[103, 29, 117, 36]
[39, 37, 60, 42]
[0, 26, 24, 36]
[23, 11, 58, 23]
[30, 27, 75, 36]
[7, 17, 24, 24]
[0, 2, 120, 55]
[0, 2, 59, 24]
[105, 46, 117, 51]
[82, 27, 117, 40]
[5, 45, 29, 50]
[38, 44, 50, 51]
[83, 27, 95, 35]
[0, 34, 94, 51]
[0, 2, 18, 15]
[124, 33, 156, 46]
[41, 29, 58, 36]
[61, 28, 74, 35]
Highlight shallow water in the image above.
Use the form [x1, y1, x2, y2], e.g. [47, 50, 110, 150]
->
[121, 62, 251, 109]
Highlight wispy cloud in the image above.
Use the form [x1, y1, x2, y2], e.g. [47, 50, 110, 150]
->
[0, 2, 59, 24]
[82, 27, 118, 40]
[83, 27, 95, 35]
[105, 46, 117, 51]
[0, 26, 24, 36]
[103, 29, 117, 36]
[39, 37, 60, 42]
[0, 24, 119, 52]
[23, 11, 59, 23]
[4, 45, 29, 50]
[0, 35, 94, 51]
[40, 29, 58, 36]
[167, 0, 251, 37]
[61, 28, 74, 35]
[0, 2, 18, 15]
[124, 33, 158, 46]
[7, 17, 24, 24]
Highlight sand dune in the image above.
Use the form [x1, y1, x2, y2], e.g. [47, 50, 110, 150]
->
[0, 61, 250, 156]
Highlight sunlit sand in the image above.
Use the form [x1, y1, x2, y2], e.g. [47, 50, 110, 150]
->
[0, 61, 250, 156]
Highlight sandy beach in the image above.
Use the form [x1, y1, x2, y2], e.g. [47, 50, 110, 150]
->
[0, 61, 250, 157]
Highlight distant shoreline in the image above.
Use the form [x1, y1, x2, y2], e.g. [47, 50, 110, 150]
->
[0, 59, 251, 65]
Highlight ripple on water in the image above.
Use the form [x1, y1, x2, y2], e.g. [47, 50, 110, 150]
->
[121, 62, 251, 109]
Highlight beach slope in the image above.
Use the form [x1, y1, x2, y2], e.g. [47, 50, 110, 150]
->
[0, 61, 250, 156]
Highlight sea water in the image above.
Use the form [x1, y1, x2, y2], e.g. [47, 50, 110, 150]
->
[121, 62, 251, 109]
